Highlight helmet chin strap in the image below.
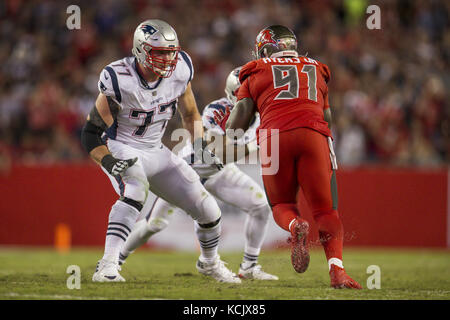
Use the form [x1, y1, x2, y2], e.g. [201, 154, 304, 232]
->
[269, 50, 299, 58]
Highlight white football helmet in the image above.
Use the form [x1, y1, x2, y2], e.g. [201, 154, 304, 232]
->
[132, 19, 181, 78]
[224, 66, 242, 105]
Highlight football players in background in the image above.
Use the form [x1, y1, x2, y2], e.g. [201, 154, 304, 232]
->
[226, 25, 362, 289]
[80, 19, 240, 284]
[119, 67, 278, 281]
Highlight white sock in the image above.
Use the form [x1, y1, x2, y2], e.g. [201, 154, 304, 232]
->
[102, 200, 140, 263]
[244, 205, 270, 256]
[242, 246, 260, 269]
[288, 218, 297, 233]
[328, 258, 344, 270]
[195, 221, 221, 264]
[120, 219, 155, 258]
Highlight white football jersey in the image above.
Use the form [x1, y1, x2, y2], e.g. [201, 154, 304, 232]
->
[202, 97, 260, 145]
[98, 51, 194, 149]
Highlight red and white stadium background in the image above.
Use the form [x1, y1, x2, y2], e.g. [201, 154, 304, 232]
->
[0, 162, 448, 250]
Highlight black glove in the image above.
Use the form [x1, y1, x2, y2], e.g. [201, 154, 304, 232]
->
[101, 154, 138, 176]
[192, 138, 224, 170]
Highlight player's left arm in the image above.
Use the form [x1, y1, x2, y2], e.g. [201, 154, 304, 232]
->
[178, 81, 203, 142]
[225, 66, 257, 134]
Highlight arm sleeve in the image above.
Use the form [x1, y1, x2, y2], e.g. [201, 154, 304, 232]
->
[80, 121, 105, 153]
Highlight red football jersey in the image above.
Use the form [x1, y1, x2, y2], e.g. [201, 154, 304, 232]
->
[237, 56, 332, 142]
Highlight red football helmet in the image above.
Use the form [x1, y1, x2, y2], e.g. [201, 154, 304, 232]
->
[253, 25, 298, 59]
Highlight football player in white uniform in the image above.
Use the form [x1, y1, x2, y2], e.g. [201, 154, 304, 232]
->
[81, 19, 240, 284]
[119, 67, 278, 280]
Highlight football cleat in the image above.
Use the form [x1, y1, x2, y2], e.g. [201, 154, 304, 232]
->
[196, 256, 241, 284]
[290, 218, 310, 273]
[92, 259, 125, 282]
[238, 263, 279, 280]
[329, 264, 362, 289]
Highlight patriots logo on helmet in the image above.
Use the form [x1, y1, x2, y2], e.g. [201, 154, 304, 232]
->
[256, 29, 277, 49]
[141, 25, 157, 36]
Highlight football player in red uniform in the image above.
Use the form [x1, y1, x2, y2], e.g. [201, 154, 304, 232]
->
[225, 25, 361, 289]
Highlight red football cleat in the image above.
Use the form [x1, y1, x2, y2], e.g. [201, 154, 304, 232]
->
[290, 218, 310, 273]
[329, 264, 362, 289]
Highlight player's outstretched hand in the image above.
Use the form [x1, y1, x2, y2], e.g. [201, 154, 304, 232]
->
[213, 106, 230, 131]
[101, 154, 138, 176]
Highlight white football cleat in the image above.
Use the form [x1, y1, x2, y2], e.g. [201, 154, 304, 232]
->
[196, 256, 241, 284]
[92, 259, 125, 282]
[238, 263, 279, 280]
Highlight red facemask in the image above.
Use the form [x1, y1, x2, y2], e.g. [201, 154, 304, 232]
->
[142, 43, 180, 78]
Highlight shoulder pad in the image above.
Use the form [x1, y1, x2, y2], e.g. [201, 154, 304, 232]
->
[319, 62, 331, 83]
[239, 60, 258, 83]
[178, 50, 194, 83]
[98, 61, 125, 103]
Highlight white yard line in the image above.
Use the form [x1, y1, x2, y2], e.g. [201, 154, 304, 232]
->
[1, 292, 176, 300]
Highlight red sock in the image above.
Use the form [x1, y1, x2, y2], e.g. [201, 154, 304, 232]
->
[272, 203, 299, 233]
[313, 209, 343, 261]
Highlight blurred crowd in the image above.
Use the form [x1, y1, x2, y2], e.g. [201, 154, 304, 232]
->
[0, 0, 448, 169]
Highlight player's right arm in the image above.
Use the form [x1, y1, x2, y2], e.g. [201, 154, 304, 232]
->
[82, 93, 116, 165]
[81, 93, 137, 175]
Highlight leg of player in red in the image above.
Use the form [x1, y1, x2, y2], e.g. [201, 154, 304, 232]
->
[262, 128, 361, 288]
[295, 128, 361, 289]
[260, 130, 311, 274]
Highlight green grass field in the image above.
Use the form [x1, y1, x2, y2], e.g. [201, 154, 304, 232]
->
[0, 247, 449, 300]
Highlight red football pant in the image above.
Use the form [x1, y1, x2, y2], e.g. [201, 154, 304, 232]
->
[260, 127, 343, 261]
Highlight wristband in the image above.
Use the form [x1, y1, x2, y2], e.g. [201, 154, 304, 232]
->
[101, 154, 116, 173]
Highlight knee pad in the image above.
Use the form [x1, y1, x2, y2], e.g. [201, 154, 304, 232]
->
[122, 177, 149, 204]
[247, 203, 271, 221]
[147, 216, 170, 233]
[194, 192, 222, 225]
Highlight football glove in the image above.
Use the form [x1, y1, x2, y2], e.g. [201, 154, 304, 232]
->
[101, 154, 138, 176]
[212, 106, 230, 131]
[190, 138, 224, 170]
